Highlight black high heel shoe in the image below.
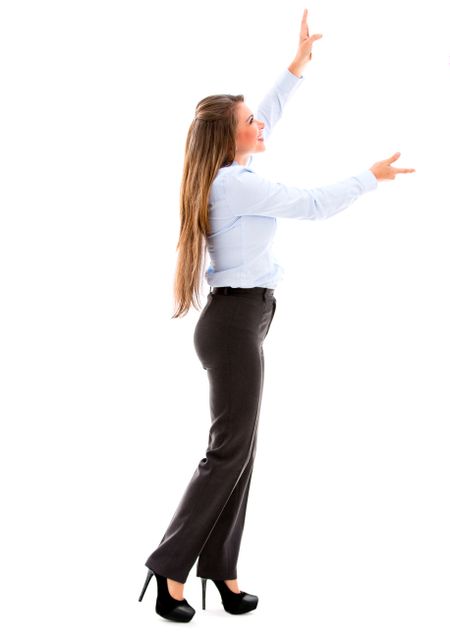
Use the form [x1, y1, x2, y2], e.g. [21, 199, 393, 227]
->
[200, 577, 258, 614]
[138, 568, 196, 622]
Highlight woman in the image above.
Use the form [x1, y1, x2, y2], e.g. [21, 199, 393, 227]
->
[138, 9, 415, 623]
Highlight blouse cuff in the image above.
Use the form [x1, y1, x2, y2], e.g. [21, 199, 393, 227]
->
[277, 67, 305, 94]
[354, 169, 378, 192]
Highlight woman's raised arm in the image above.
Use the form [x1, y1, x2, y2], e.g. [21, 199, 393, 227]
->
[255, 8, 323, 141]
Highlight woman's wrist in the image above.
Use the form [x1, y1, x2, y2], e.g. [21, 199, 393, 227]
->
[287, 61, 305, 78]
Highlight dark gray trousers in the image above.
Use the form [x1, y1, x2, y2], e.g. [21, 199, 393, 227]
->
[144, 286, 277, 583]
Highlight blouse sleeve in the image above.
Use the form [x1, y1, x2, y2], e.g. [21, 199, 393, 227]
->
[223, 168, 378, 221]
[255, 68, 305, 141]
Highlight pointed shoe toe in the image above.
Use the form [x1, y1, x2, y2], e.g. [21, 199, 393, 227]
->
[156, 598, 196, 622]
[239, 591, 258, 612]
[226, 590, 258, 614]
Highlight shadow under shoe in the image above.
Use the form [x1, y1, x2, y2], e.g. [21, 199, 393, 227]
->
[138, 568, 195, 622]
[201, 577, 258, 614]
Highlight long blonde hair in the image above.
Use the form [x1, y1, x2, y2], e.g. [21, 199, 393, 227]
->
[171, 91, 244, 319]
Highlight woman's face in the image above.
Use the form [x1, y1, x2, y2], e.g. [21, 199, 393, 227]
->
[235, 102, 265, 156]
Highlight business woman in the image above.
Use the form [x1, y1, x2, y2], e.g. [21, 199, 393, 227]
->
[138, 9, 416, 623]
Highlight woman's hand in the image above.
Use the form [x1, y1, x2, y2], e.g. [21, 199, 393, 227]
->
[288, 8, 323, 77]
[370, 152, 416, 181]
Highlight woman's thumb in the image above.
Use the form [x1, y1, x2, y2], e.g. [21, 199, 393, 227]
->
[388, 151, 401, 163]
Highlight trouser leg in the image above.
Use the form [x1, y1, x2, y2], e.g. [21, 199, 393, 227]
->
[196, 346, 265, 580]
[144, 301, 264, 584]
[144, 293, 276, 584]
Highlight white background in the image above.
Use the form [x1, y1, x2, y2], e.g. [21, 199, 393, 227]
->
[1, 0, 449, 636]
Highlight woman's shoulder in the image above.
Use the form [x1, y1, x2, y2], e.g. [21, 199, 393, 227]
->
[211, 159, 251, 191]
[214, 158, 256, 187]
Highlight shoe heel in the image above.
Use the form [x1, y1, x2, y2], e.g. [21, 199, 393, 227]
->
[138, 568, 154, 602]
[201, 578, 207, 610]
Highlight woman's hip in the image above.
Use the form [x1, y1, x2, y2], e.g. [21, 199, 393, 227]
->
[193, 287, 277, 369]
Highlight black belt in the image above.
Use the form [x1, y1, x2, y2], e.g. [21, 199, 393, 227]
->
[210, 286, 275, 300]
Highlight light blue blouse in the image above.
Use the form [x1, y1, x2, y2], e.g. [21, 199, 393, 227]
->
[205, 68, 378, 289]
